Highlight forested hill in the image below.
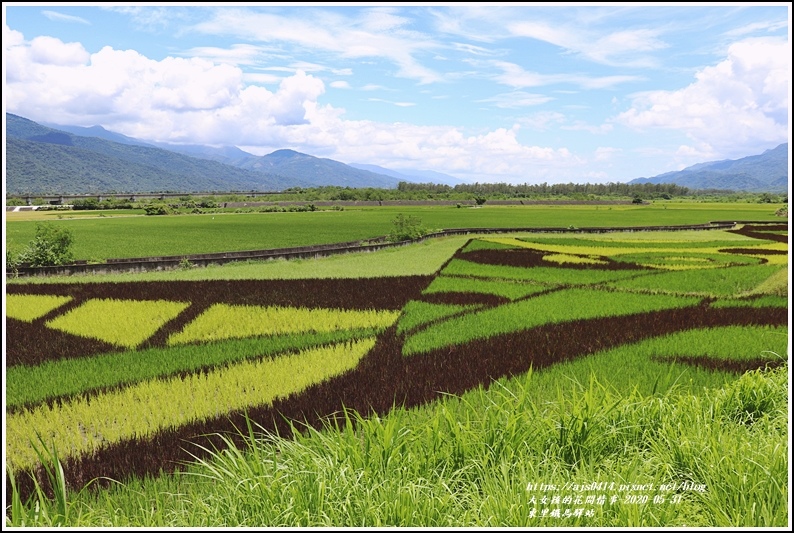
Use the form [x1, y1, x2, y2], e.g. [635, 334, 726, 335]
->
[238, 149, 401, 189]
[5, 114, 299, 195]
[628, 143, 788, 193]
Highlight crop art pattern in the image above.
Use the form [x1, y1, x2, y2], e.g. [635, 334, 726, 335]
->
[5, 226, 788, 502]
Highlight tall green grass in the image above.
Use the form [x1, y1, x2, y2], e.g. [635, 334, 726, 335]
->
[8, 362, 787, 527]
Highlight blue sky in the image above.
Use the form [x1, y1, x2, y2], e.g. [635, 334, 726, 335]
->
[3, 3, 791, 184]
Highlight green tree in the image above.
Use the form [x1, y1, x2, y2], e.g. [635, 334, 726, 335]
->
[19, 223, 75, 267]
[387, 213, 427, 242]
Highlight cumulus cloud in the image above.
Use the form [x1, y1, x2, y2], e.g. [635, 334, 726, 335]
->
[4, 27, 612, 184]
[268, 70, 326, 125]
[29, 35, 90, 65]
[615, 36, 789, 157]
[4, 31, 327, 140]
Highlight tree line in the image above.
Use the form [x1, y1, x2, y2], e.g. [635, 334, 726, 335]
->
[396, 181, 692, 198]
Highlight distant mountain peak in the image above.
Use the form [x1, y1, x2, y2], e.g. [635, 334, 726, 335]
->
[628, 143, 788, 193]
[267, 148, 304, 158]
[6, 113, 458, 192]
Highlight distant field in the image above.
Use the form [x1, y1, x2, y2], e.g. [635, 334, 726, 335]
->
[5, 202, 783, 262]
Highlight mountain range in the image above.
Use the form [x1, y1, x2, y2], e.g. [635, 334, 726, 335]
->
[5, 113, 463, 195]
[4, 112, 789, 195]
[628, 143, 788, 193]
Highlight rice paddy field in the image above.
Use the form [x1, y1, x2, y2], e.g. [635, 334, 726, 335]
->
[5, 202, 782, 262]
[3, 215, 791, 527]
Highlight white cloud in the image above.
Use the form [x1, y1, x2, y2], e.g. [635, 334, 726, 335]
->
[330, 81, 351, 89]
[584, 29, 667, 68]
[723, 19, 788, 37]
[507, 19, 666, 68]
[242, 73, 284, 85]
[4, 34, 325, 138]
[593, 146, 620, 162]
[518, 111, 566, 131]
[289, 61, 353, 76]
[367, 98, 416, 107]
[507, 20, 571, 50]
[103, 6, 178, 31]
[477, 91, 554, 108]
[265, 70, 326, 126]
[182, 44, 274, 67]
[41, 10, 90, 25]
[615, 36, 789, 157]
[490, 60, 642, 89]
[301, 120, 584, 184]
[29, 35, 90, 65]
[562, 122, 613, 135]
[450, 41, 497, 56]
[190, 7, 443, 84]
[4, 27, 632, 184]
[4, 31, 90, 85]
[358, 7, 410, 33]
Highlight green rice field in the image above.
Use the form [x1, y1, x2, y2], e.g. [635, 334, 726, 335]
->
[3, 213, 790, 527]
[5, 202, 782, 261]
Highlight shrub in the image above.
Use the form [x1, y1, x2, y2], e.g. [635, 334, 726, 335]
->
[71, 198, 101, 210]
[6, 244, 23, 277]
[143, 204, 172, 215]
[387, 213, 427, 242]
[18, 223, 75, 267]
